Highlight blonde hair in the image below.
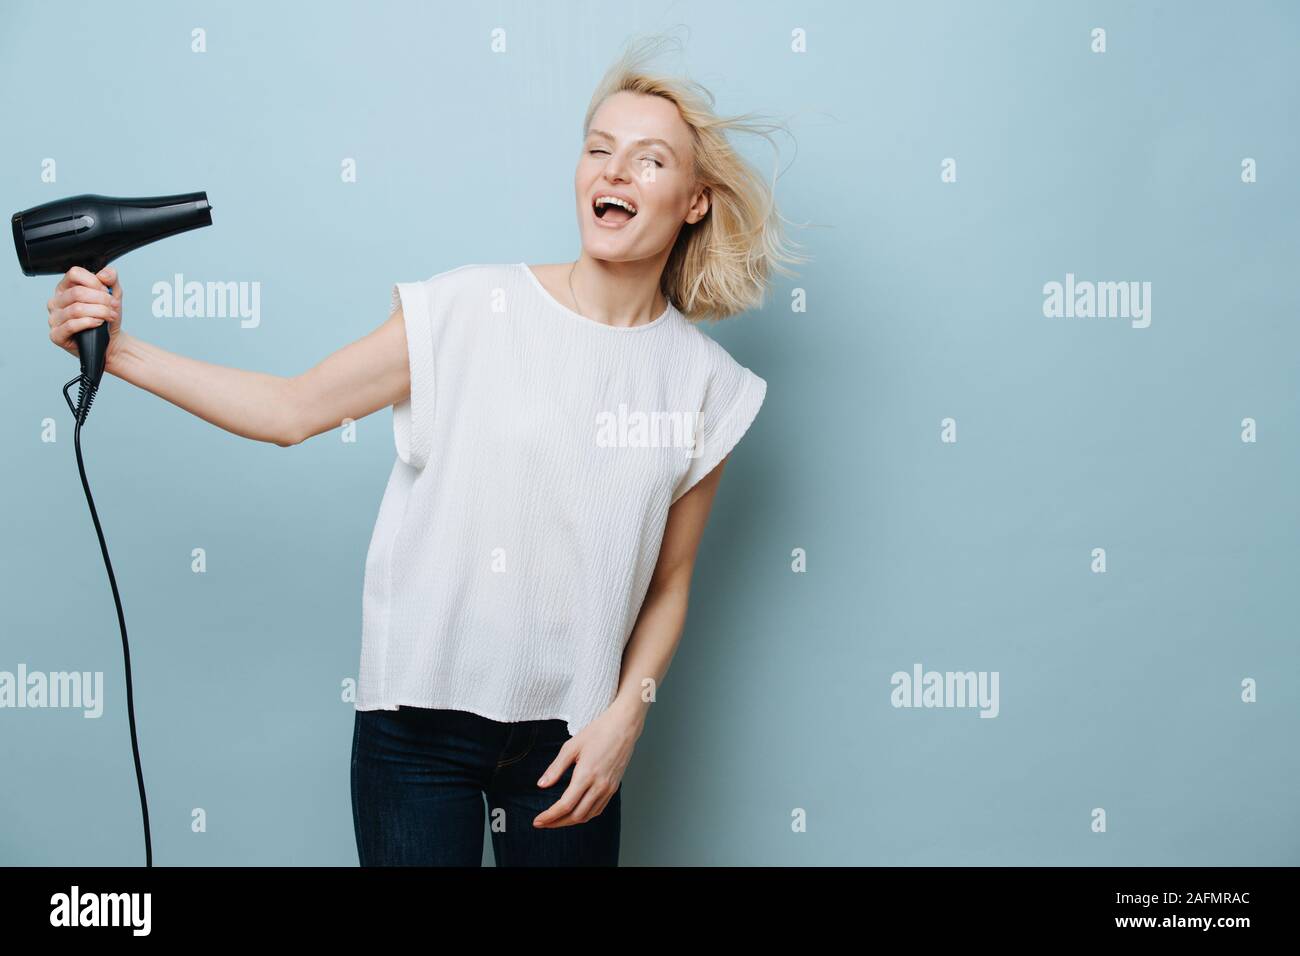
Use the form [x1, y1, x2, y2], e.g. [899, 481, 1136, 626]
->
[583, 32, 809, 322]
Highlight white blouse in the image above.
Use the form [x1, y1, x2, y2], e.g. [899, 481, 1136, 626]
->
[355, 262, 767, 736]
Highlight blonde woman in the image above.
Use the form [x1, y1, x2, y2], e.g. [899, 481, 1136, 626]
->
[46, 35, 804, 866]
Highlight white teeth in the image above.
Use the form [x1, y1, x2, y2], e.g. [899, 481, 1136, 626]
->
[594, 196, 637, 215]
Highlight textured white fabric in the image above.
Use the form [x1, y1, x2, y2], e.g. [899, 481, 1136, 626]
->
[356, 262, 767, 736]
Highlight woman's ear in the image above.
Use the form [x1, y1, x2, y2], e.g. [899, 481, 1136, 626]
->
[686, 186, 710, 225]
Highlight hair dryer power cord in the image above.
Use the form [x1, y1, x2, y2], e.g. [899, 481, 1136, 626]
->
[62, 372, 153, 867]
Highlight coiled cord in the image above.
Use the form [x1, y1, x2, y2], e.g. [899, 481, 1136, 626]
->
[62, 373, 152, 867]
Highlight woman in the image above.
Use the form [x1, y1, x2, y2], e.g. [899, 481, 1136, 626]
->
[45, 35, 804, 866]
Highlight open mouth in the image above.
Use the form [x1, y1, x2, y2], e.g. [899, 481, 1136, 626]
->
[593, 195, 637, 226]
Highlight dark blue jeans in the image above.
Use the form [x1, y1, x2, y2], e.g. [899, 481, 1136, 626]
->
[350, 705, 621, 866]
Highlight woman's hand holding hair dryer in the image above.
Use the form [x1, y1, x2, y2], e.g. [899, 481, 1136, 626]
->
[48, 266, 123, 364]
[47, 267, 414, 448]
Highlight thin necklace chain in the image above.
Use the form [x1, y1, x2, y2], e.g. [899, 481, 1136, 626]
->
[567, 260, 582, 317]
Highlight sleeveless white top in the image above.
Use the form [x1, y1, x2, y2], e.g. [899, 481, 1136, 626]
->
[355, 262, 767, 737]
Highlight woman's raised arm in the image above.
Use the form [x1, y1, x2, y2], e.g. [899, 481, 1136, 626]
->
[50, 266, 412, 447]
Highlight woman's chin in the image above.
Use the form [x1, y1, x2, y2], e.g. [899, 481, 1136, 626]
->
[581, 235, 639, 260]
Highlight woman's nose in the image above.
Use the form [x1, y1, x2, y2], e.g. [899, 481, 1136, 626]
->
[603, 154, 632, 183]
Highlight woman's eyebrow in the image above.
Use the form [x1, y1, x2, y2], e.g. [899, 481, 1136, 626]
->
[588, 128, 678, 160]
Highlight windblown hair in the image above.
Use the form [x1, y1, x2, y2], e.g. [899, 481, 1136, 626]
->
[583, 32, 809, 322]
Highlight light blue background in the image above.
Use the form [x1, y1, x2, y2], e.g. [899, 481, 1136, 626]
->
[2, 0, 1297, 865]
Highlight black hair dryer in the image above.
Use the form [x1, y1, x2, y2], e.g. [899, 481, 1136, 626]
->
[9, 191, 213, 867]
[12, 191, 212, 419]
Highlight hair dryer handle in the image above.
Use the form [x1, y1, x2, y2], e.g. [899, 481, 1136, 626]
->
[75, 320, 110, 389]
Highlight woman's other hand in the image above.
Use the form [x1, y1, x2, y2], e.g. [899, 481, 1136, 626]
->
[531, 707, 639, 828]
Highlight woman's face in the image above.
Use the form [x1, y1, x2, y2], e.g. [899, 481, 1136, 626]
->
[575, 90, 709, 264]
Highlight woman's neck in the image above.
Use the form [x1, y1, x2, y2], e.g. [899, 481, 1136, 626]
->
[565, 254, 670, 328]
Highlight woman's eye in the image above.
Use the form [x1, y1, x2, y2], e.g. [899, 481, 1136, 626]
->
[586, 148, 660, 167]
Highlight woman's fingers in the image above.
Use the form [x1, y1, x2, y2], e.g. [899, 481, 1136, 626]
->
[536, 779, 607, 828]
[53, 265, 118, 304]
[51, 284, 117, 312]
[57, 266, 108, 293]
[50, 267, 118, 323]
[50, 316, 106, 350]
[532, 776, 588, 827]
[536, 737, 579, 789]
[50, 299, 117, 327]
[95, 266, 119, 301]
[566, 786, 605, 825]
